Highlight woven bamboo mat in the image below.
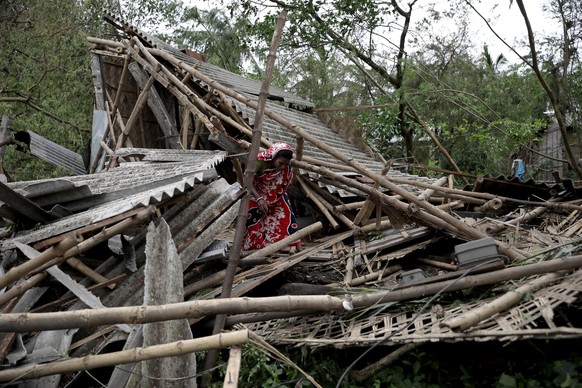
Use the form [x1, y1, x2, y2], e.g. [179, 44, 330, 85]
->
[246, 268, 582, 348]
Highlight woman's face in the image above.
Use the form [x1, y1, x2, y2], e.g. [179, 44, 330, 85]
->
[273, 156, 291, 170]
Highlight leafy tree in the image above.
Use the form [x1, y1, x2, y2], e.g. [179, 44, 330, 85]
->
[0, 0, 93, 181]
[170, 7, 257, 74]
[504, 0, 582, 178]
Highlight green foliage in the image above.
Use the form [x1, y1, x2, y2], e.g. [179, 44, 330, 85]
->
[206, 341, 582, 387]
[171, 7, 255, 74]
[0, 0, 93, 181]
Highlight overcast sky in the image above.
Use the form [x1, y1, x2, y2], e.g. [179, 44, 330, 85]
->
[186, 0, 560, 66]
[464, 0, 559, 64]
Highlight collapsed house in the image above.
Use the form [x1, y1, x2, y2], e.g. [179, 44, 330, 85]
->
[0, 11, 582, 387]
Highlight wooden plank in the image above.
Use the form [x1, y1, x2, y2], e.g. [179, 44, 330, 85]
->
[129, 62, 180, 149]
[223, 346, 242, 387]
[89, 53, 106, 111]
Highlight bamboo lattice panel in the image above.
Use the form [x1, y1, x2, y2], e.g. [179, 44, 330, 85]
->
[247, 268, 582, 348]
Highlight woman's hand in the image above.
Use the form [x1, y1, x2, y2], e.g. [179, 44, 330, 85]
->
[256, 197, 269, 214]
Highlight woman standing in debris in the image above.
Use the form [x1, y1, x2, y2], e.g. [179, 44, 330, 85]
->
[242, 142, 301, 252]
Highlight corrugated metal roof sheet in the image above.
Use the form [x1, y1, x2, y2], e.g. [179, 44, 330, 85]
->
[466, 174, 581, 201]
[1, 150, 227, 249]
[103, 12, 313, 110]
[8, 149, 226, 198]
[13, 130, 86, 175]
[101, 12, 417, 176]
[100, 13, 437, 189]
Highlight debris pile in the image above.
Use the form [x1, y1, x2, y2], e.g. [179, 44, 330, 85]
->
[0, 12, 581, 386]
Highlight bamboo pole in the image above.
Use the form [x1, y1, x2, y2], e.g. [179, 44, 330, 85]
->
[442, 272, 563, 331]
[29, 274, 126, 313]
[223, 346, 242, 387]
[0, 236, 82, 290]
[184, 269, 228, 297]
[352, 255, 582, 308]
[344, 255, 354, 285]
[180, 105, 191, 149]
[345, 264, 402, 287]
[292, 159, 524, 260]
[241, 221, 323, 264]
[66, 257, 117, 289]
[351, 343, 423, 382]
[416, 257, 457, 271]
[240, 222, 322, 263]
[294, 136, 304, 179]
[0, 273, 46, 307]
[0, 295, 344, 332]
[353, 161, 392, 225]
[40, 205, 156, 271]
[335, 201, 366, 211]
[107, 69, 157, 170]
[296, 177, 340, 230]
[129, 39, 216, 133]
[0, 330, 249, 383]
[417, 176, 448, 201]
[486, 205, 547, 234]
[203, 13, 289, 384]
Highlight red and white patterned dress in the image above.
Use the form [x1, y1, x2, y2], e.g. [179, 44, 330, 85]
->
[242, 143, 300, 251]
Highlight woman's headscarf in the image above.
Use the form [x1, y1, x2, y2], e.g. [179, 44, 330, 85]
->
[258, 142, 293, 161]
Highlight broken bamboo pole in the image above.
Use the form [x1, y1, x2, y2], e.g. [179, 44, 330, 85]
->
[0, 330, 249, 383]
[292, 159, 524, 260]
[442, 272, 563, 332]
